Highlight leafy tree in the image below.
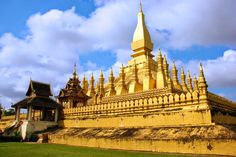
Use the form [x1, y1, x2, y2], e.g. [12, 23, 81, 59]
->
[3, 108, 15, 116]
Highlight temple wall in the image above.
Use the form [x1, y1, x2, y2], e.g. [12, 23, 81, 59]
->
[63, 91, 201, 118]
[61, 91, 214, 127]
[212, 113, 236, 125]
[48, 135, 236, 156]
[21, 120, 58, 139]
[60, 109, 212, 128]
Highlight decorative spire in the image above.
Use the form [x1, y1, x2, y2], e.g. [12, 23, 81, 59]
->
[109, 68, 114, 77]
[117, 64, 128, 95]
[140, 0, 143, 12]
[193, 74, 199, 92]
[156, 48, 166, 89]
[198, 63, 206, 83]
[157, 48, 163, 72]
[100, 70, 104, 78]
[171, 61, 179, 87]
[132, 61, 139, 82]
[198, 63, 208, 103]
[129, 61, 142, 93]
[107, 68, 116, 96]
[131, 1, 153, 59]
[99, 70, 105, 96]
[72, 63, 79, 81]
[96, 81, 100, 94]
[187, 71, 193, 92]
[198, 63, 208, 93]
[87, 73, 95, 96]
[82, 74, 88, 93]
[167, 77, 172, 89]
[181, 67, 188, 92]
[120, 64, 125, 84]
[82, 74, 86, 87]
[163, 54, 169, 81]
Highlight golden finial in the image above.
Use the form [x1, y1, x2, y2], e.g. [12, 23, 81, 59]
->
[187, 71, 193, 91]
[73, 63, 77, 74]
[198, 63, 206, 84]
[100, 70, 103, 78]
[163, 54, 167, 60]
[187, 70, 191, 78]
[110, 68, 113, 76]
[199, 63, 204, 77]
[172, 61, 176, 68]
[157, 48, 163, 63]
[193, 74, 199, 92]
[140, 0, 143, 12]
[72, 63, 78, 79]
[181, 67, 185, 77]
[200, 63, 203, 69]
[158, 48, 162, 55]
[194, 74, 197, 80]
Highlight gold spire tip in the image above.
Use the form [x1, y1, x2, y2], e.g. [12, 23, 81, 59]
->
[200, 63, 203, 70]
[140, 0, 143, 12]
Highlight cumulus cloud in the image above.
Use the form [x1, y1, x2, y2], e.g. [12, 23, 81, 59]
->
[1, 0, 236, 108]
[204, 50, 236, 88]
[172, 50, 236, 100]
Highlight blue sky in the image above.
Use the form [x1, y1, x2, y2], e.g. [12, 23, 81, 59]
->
[0, 0, 95, 36]
[0, 0, 236, 108]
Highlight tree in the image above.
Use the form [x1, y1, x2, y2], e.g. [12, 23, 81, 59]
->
[3, 108, 15, 116]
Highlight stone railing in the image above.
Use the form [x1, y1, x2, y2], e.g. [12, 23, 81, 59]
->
[63, 91, 202, 119]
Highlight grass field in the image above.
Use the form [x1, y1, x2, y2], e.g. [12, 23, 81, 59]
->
[0, 142, 192, 157]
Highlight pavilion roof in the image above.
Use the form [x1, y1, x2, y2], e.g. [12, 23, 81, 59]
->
[12, 96, 63, 109]
[26, 80, 52, 97]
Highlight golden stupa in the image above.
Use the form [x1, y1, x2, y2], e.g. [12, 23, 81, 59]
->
[58, 3, 236, 128]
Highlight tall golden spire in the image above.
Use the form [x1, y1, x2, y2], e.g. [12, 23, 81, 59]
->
[87, 73, 95, 96]
[163, 55, 169, 81]
[181, 67, 188, 92]
[198, 63, 208, 104]
[198, 63, 208, 93]
[187, 71, 193, 92]
[156, 49, 166, 89]
[193, 74, 199, 92]
[131, 2, 153, 58]
[116, 64, 128, 95]
[99, 70, 105, 96]
[129, 61, 142, 93]
[132, 61, 139, 82]
[171, 61, 181, 90]
[82, 74, 88, 93]
[107, 68, 116, 96]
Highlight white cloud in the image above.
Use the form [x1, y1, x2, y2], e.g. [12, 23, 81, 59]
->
[171, 50, 236, 100]
[204, 50, 236, 88]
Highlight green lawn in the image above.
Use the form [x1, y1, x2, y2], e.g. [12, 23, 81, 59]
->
[0, 142, 191, 157]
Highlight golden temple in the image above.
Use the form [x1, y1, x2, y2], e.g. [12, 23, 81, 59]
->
[2, 3, 236, 156]
[57, 3, 236, 128]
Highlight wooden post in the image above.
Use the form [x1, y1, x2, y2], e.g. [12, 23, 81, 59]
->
[16, 107, 20, 122]
[55, 108, 59, 122]
[28, 105, 33, 121]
